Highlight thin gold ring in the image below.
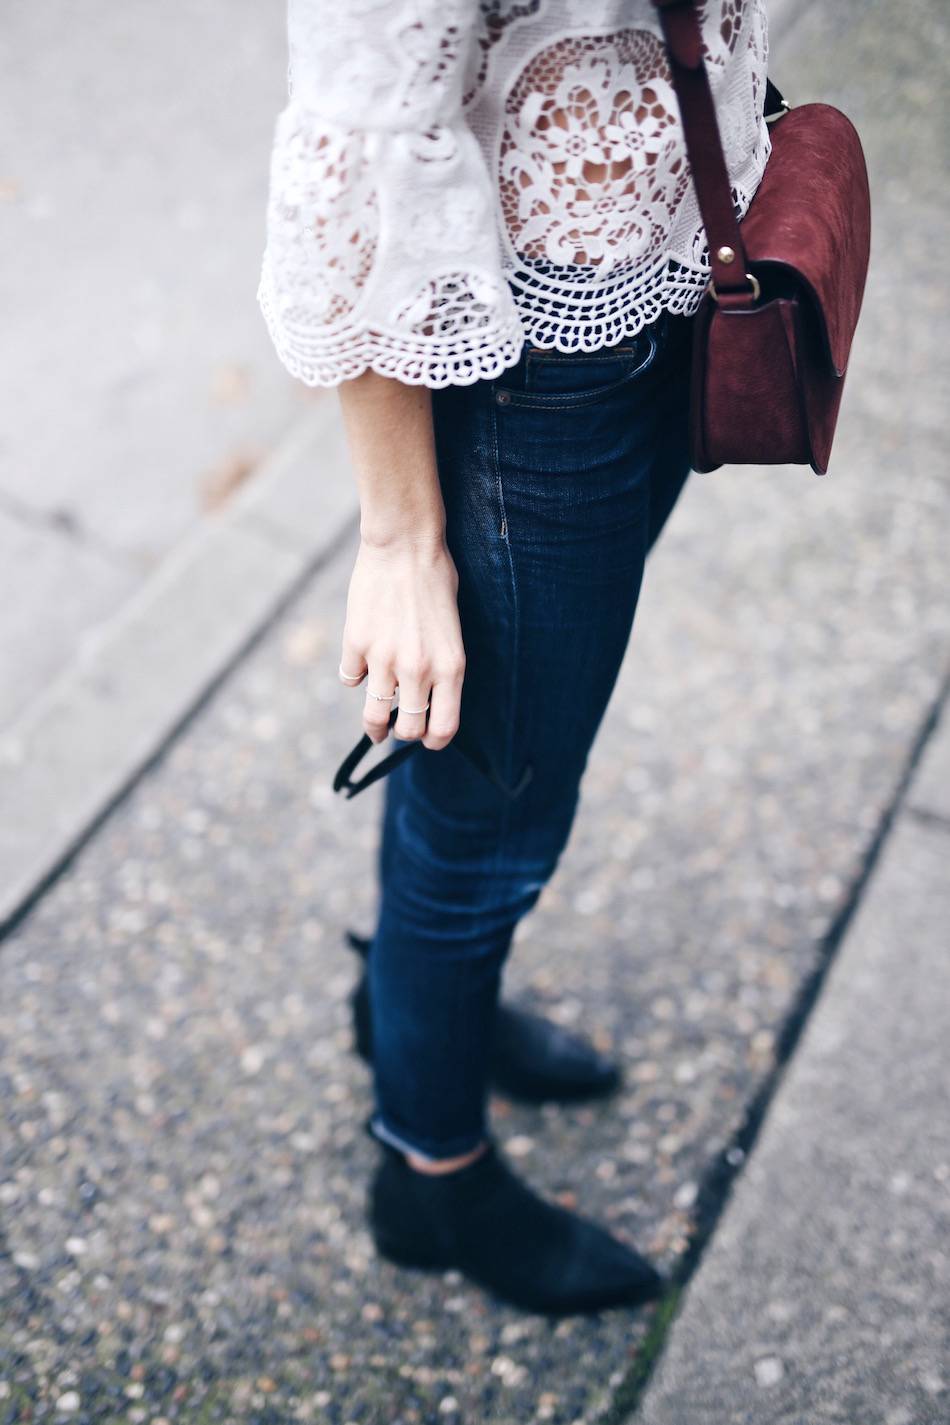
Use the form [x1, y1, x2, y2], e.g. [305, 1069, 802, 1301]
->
[366, 689, 396, 702]
[398, 702, 430, 717]
[339, 663, 365, 684]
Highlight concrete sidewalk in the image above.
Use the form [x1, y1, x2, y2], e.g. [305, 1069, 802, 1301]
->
[636, 702, 950, 1425]
[1, 0, 948, 1422]
[0, 0, 313, 729]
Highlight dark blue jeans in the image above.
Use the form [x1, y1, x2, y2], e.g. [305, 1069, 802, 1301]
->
[367, 310, 694, 1160]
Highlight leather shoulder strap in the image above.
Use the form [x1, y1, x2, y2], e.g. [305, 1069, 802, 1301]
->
[651, 0, 757, 300]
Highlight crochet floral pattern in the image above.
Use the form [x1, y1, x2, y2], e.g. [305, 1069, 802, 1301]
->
[258, 0, 770, 386]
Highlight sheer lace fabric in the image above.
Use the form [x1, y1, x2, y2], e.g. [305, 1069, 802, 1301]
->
[258, 0, 770, 387]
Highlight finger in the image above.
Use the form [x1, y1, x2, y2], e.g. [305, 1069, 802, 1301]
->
[392, 670, 432, 742]
[422, 666, 463, 751]
[338, 636, 367, 688]
[362, 664, 397, 743]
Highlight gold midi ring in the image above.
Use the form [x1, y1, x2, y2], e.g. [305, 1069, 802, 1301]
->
[338, 663, 365, 685]
[366, 689, 397, 702]
[398, 701, 430, 717]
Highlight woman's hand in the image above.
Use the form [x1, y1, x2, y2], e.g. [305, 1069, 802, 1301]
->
[339, 531, 466, 750]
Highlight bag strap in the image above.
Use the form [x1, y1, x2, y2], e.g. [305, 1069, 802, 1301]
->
[651, 0, 765, 305]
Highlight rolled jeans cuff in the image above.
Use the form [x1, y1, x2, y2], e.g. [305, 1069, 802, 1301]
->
[366, 1112, 487, 1163]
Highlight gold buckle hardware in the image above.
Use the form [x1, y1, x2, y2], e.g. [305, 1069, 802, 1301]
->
[707, 272, 761, 303]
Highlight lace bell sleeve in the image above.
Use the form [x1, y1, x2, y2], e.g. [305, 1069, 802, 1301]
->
[257, 0, 525, 388]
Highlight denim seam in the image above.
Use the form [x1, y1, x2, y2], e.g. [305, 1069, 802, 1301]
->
[467, 389, 523, 1145]
[488, 387, 523, 803]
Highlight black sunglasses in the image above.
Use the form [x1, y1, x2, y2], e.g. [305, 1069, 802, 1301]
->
[332, 706, 532, 801]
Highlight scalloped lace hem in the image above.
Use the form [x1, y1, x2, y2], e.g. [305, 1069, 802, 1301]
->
[510, 258, 713, 353]
[258, 263, 708, 386]
[260, 261, 714, 386]
[257, 172, 769, 384]
[258, 266, 527, 389]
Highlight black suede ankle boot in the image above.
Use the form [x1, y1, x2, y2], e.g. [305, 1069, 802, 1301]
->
[347, 930, 621, 1104]
[367, 1128, 665, 1316]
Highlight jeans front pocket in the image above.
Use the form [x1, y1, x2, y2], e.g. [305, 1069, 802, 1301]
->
[493, 317, 665, 411]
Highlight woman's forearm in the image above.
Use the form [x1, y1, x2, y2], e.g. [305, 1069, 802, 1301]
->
[337, 368, 446, 547]
[334, 367, 466, 752]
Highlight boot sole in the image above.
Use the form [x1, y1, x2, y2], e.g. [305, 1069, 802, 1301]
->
[377, 1250, 663, 1315]
[373, 1228, 665, 1313]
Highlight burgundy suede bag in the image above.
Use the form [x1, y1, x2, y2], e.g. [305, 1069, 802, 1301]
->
[653, 0, 871, 474]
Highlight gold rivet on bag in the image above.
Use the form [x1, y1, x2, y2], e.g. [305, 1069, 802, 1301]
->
[717, 245, 736, 263]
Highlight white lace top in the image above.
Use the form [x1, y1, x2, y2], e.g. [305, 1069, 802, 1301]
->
[257, 0, 771, 388]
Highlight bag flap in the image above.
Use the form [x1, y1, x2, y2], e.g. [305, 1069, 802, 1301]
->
[741, 104, 871, 377]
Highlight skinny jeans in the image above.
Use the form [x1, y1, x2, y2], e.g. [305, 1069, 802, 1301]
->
[367, 309, 694, 1161]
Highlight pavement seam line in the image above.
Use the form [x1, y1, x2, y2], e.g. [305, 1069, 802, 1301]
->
[0, 404, 358, 942]
[0, 509, 357, 944]
[603, 662, 950, 1425]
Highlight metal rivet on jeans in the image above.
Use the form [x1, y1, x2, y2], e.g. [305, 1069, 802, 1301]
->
[495, 390, 511, 405]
